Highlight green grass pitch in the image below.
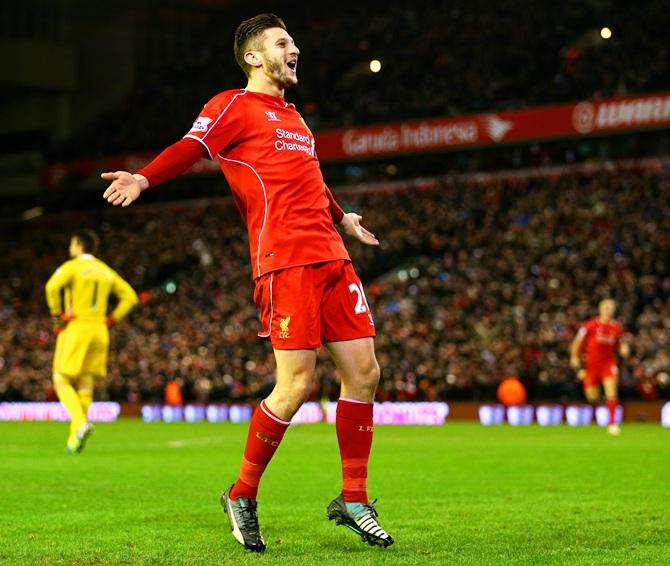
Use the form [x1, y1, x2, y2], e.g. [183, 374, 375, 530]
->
[1, 420, 669, 565]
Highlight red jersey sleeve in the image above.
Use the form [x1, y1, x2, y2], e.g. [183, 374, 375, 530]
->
[324, 185, 344, 223]
[136, 137, 205, 187]
[183, 90, 247, 159]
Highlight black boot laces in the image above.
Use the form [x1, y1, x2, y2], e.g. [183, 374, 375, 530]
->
[357, 499, 379, 522]
[238, 500, 261, 535]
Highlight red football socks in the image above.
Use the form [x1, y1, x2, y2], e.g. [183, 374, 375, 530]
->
[336, 398, 374, 504]
[606, 398, 618, 425]
[230, 400, 290, 501]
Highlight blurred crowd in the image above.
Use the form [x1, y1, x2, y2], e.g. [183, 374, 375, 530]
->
[1, 165, 669, 404]
[52, 0, 670, 160]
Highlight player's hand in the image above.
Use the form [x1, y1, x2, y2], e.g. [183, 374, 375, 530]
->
[340, 213, 379, 246]
[576, 368, 586, 381]
[101, 171, 147, 207]
[569, 356, 581, 370]
[52, 313, 75, 335]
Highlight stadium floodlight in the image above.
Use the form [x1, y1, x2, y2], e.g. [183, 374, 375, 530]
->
[600, 27, 612, 39]
[20, 207, 44, 221]
[369, 59, 382, 73]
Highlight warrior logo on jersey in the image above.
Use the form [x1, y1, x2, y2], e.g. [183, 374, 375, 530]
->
[279, 316, 291, 339]
[190, 117, 213, 132]
[265, 111, 281, 122]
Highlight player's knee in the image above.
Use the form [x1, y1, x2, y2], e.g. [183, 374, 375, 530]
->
[279, 370, 313, 403]
[53, 372, 73, 388]
[585, 391, 599, 404]
[358, 360, 380, 393]
[293, 375, 314, 403]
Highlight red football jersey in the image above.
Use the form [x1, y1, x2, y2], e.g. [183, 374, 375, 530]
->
[183, 89, 350, 279]
[577, 318, 624, 367]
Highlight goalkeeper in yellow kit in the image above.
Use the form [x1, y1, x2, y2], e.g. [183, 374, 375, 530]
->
[45, 230, 138, 453]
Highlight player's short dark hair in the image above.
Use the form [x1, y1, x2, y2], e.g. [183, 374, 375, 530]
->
[72, 229, 100, 254]
[234, 13, 286, 78]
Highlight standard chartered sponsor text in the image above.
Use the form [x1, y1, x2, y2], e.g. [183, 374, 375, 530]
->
[274, 128, 315, 155]
[276, 128, 312, 143]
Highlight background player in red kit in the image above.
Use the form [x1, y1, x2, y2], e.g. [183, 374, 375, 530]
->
[570, 299, 630, 435]
[101, 13, 393, 553]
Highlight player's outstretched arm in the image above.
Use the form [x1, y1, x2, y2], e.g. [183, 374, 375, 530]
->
[340, 212, 379, 246]
[101, 172, 148, 207]
[101, 138, 206, 207]
[569, 334, 583, 369]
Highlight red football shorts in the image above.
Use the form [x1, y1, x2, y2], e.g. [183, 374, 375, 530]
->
[583, 363, 618, 388]
[253, 260, 376, 350]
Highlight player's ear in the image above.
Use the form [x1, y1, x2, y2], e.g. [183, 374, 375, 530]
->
[244, 50, 263, 69]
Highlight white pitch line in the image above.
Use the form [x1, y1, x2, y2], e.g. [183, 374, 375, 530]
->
[166, 436, 225, 449]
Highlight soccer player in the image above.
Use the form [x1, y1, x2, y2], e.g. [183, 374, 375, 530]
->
[570, 298, 630, 435]
[46, 230, 139, 453]
[101, 13, 394, 553]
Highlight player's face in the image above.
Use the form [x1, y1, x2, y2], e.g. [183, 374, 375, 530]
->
[69, 237, 80, 258]
[599, 300, 616, 319]
[259, 27, 300, 89]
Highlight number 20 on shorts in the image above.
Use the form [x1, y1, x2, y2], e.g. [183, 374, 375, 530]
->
[348, 283, 375, 327]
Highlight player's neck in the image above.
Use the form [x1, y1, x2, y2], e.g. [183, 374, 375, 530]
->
[245, 76, 285, 99]
[599, 316, 612, 323]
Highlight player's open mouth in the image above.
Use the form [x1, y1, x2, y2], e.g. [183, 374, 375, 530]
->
[287, 59, 297, 71]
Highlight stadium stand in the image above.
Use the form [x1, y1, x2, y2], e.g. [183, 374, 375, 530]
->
[2, 163, 669, 404]
[1, 1, 669, 407]
[49, 0, 670, 160]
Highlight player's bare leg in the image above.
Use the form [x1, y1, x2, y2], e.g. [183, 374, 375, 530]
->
[324, 338, 394, 547]
[584, 385, 600, 405]
[265, 349, 318, 419]
[223, 349, 317, 552]
[602, 377, 620, 435]
[583, 383, 603, 433]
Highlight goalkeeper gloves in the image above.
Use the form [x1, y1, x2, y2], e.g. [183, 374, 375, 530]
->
[52, 313, 116, 333]
[52, 313, 75, 335]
